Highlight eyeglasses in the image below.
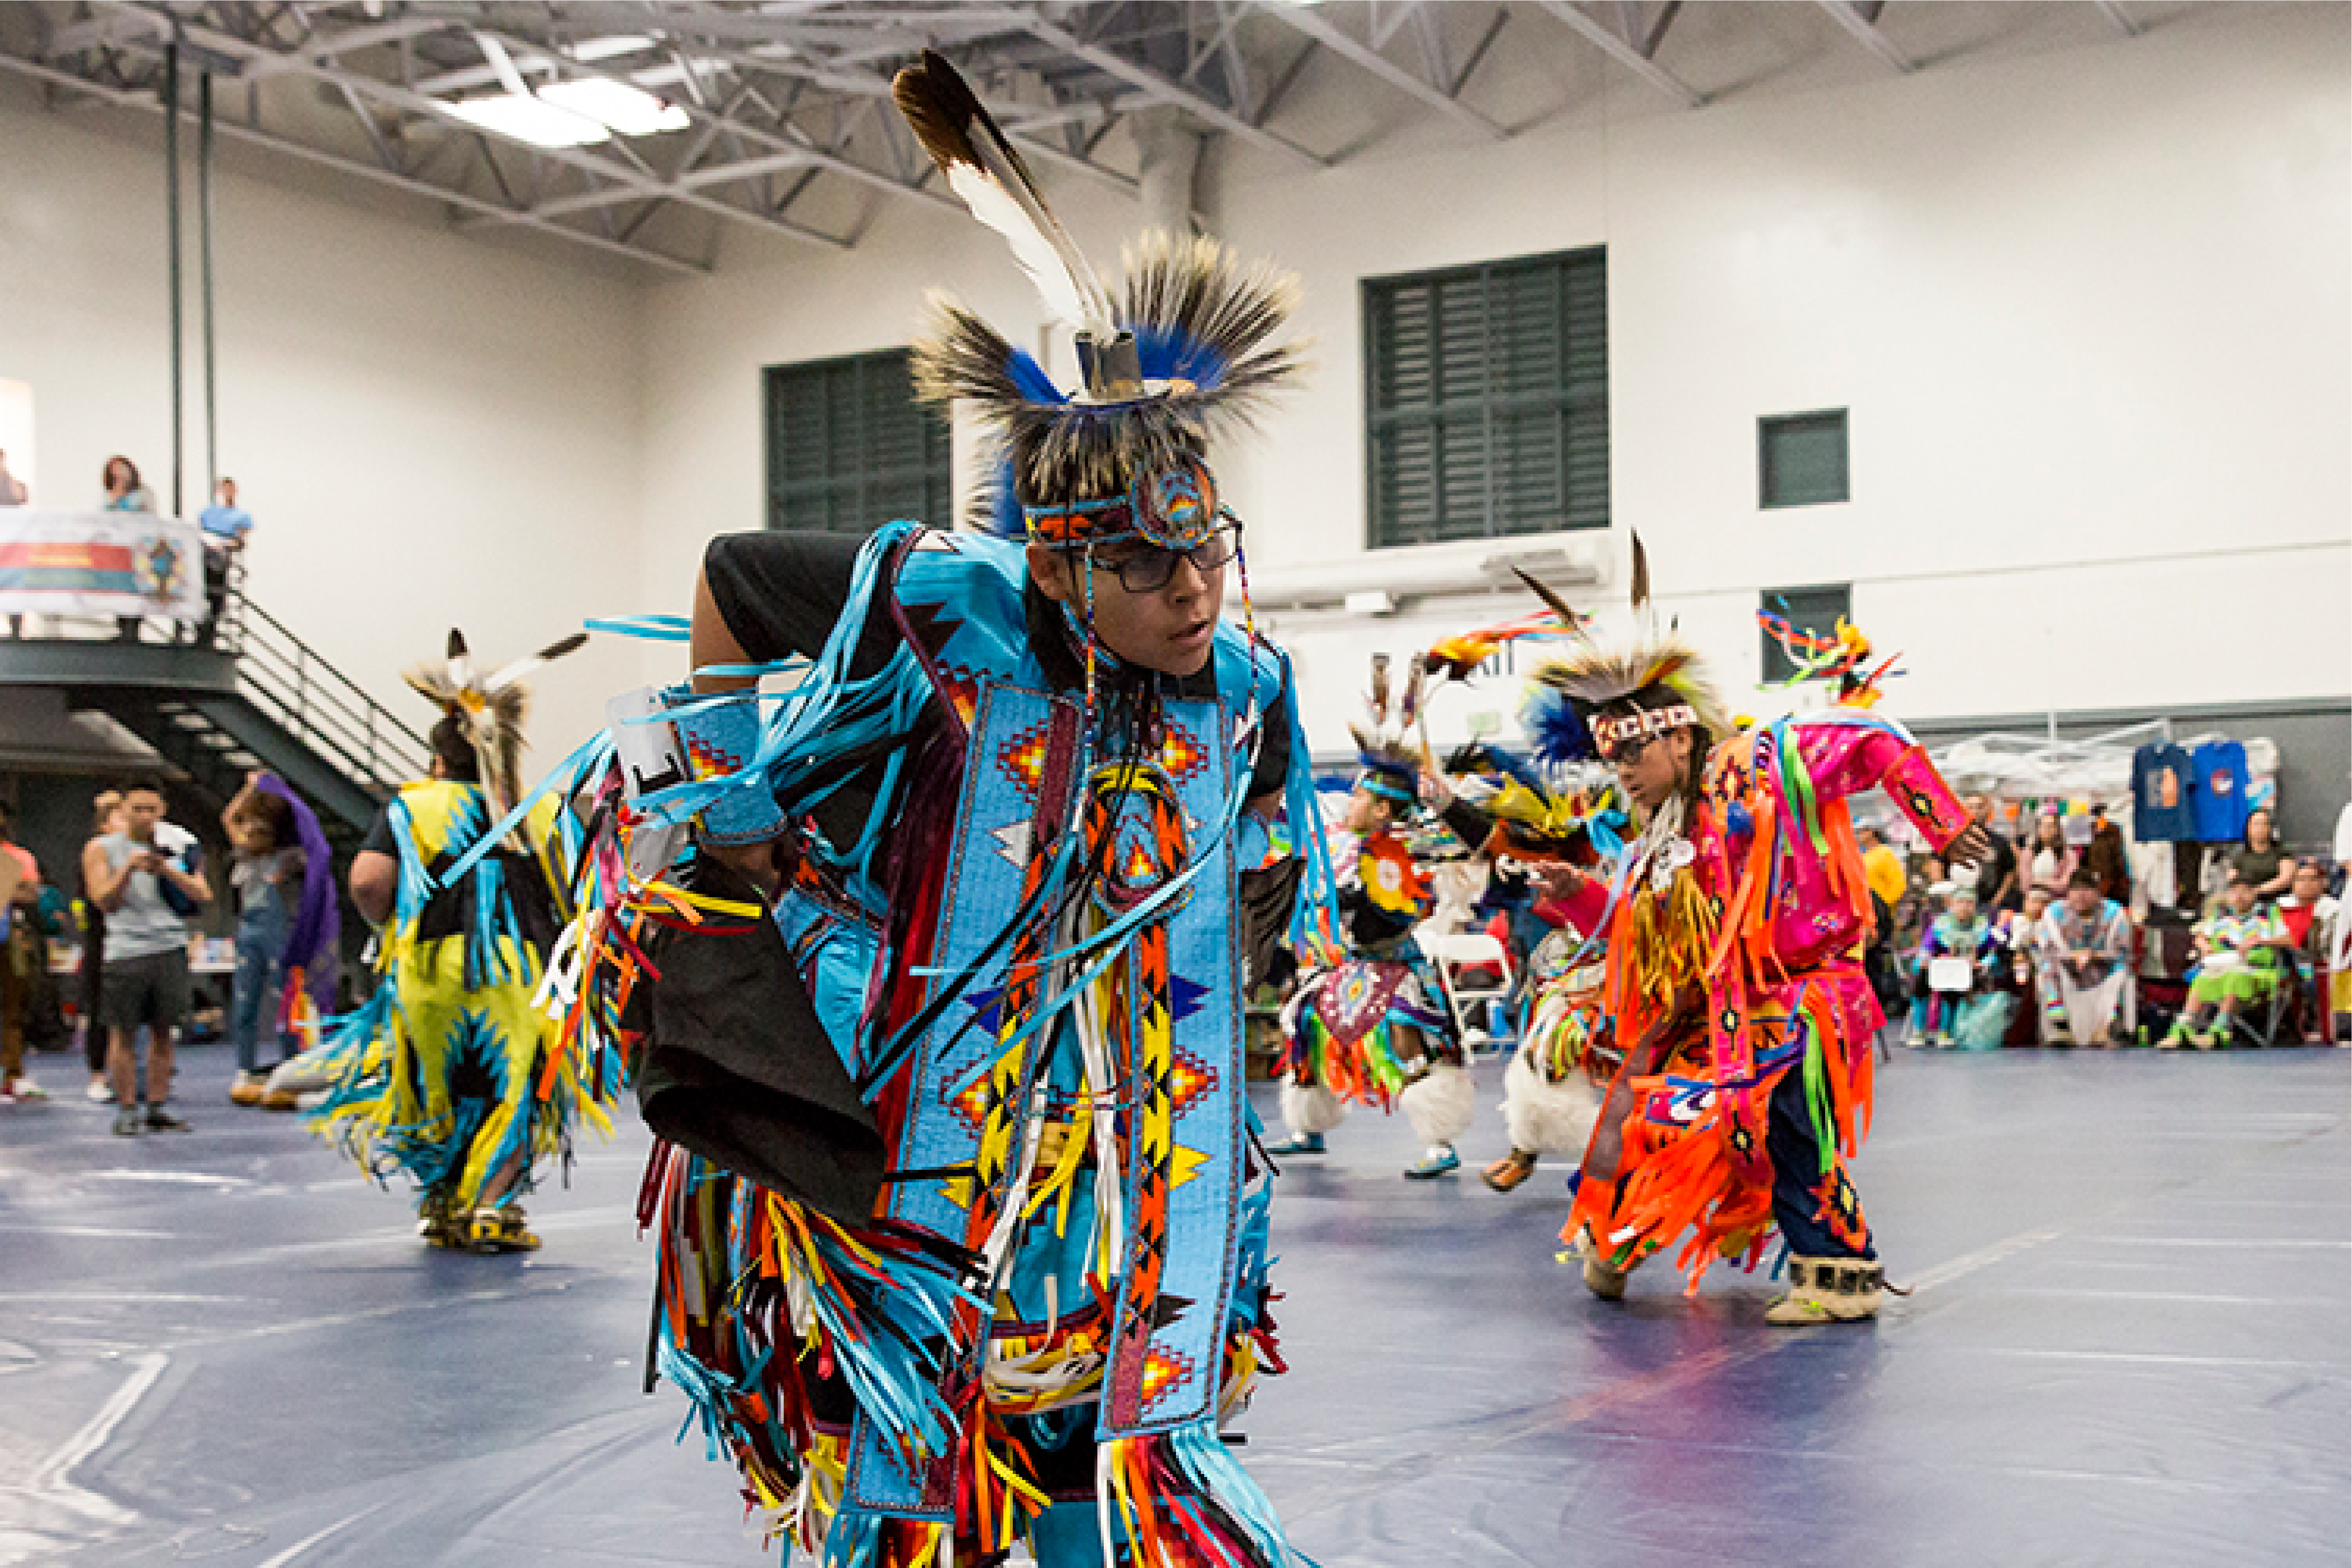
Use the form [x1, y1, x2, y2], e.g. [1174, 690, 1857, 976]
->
[1091, 520, 1242, 593]
[1605, 735, 1655, 767]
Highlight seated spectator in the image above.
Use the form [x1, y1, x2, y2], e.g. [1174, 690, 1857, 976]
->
[1916, 886, 2008, 1048]
[1999, 887, 2054, 1045]
[0, 447, 26, 506]
[2162, 869, 2290, 1049]
[2035, 869, 2136, 1047]
[2276, 858, 2340, 1044]
[2023, 811, 2079, 902]
[2231, 809, 2293, 903]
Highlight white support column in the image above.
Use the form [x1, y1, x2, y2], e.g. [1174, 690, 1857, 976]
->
[1131, 106, 1205, 237]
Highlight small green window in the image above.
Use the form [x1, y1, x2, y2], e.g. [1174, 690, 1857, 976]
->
[1759, 409, 1849, 509]
[764, 348, 951, 535]
[1759, 583, 1852, 685]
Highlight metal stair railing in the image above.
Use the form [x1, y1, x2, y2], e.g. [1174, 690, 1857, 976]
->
[216, 570, 431, 801]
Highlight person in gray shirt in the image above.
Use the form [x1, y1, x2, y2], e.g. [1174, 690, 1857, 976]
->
[81, 776, 211, 1134]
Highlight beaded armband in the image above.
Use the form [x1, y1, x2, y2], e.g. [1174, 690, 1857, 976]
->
[1882, 743, 1968, 852]
[664, 684, 785, 847]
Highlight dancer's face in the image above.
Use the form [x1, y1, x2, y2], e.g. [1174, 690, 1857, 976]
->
[1341, 785, 1393, 837]
[1610, 725, 1693, 816]
[1029, 540, 1225, 678]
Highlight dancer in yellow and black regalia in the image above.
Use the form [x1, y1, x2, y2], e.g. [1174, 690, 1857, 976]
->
[313, 628, 616, 1253]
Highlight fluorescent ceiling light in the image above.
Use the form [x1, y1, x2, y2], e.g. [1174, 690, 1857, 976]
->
[539, 77, 690, 135]
[570, 34, 655, 63]
[446, 91, 609, 148]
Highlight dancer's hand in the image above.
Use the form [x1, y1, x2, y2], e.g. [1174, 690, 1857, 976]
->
[1946, 823, 1995, 867]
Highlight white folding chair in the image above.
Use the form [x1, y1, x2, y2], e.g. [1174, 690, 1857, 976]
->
[1426, 931, 1515, 1053]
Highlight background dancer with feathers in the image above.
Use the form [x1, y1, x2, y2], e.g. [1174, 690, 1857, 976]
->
[543, 53, 1329, 1567]
[312, 628, 599, 1254]
[1522, 553, 1991, 1324]
[1272, 655, 1472, 1180]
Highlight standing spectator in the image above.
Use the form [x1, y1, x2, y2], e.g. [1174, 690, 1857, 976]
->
[2023, 812, 2079, 902]
[102, 456, 158, 642]
[2035, 869, 2136, 1047]
[100, 455, 154, 512]
[2084, 807, 2132, 905]
[0, 801, 47, 1103]
[2, 450, 27, 637]
[1958, 794, 2021, 913]
[1859, 822, 1907, 913]
[2231, 809, 2293, 902]
[221, 778, 299, 1104]
[195, 478, 251, 646]
[82, 776, 210, 1133]
[76, 790, 122, 1101]
[219, 771, 335, 1103]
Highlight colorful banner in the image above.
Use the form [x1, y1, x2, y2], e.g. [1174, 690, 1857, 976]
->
[0, 509, 206, 620]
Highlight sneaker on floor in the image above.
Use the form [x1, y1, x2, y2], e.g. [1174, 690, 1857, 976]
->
[144, 1104, 191, 1132]
[5, 1075, 47, 1101]
[86, 1077, 115, 1103]
[1404, 1146, 1461, 1180]
[111, 1105, 144, 1136]
[1482, 1150, 1538, 1192]
[229, 1072, 267, 1107]
[1264, 1132, 1326, 1156]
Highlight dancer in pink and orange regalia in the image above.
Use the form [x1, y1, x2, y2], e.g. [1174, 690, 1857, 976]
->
[1524, 564, 1992, 1324]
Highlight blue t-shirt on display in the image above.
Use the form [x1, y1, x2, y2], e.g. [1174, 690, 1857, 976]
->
[2188, 738, 2249, 844]
[2131, 743, 2196, 842]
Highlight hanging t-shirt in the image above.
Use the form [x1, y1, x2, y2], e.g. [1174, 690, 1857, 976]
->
[2132, 743, 2196, 842]
[2189, 738, 2250, 845]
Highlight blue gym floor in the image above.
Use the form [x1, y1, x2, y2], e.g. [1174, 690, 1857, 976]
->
[1, 1042, 2344, 1567]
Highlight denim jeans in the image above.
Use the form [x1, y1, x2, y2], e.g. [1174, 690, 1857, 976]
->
[230, 901, 291, 1074]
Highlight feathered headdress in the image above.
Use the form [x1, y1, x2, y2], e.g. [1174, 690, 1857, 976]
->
[1517, 537, 1732, 763]
[1349, 651, 1428, 808]
[403, 628, 588, 820]
[894, 50, 1303, 551]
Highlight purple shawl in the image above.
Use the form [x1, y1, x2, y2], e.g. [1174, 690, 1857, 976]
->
[256, 773, 340, 1007]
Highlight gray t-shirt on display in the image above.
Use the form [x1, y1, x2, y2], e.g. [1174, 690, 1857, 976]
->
[99, 832, 191, 963]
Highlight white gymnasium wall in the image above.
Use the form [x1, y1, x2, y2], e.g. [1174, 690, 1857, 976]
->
[0, 85, 646, 759]
[637, 2, 2348, 763]
[1212, 1, 2351, 755]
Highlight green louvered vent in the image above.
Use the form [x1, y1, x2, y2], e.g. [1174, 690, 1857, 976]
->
[764, 348, 951, 535]
[1366, 246, 1610, 549]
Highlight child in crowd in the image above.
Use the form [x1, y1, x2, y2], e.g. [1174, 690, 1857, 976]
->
[2163, 869, 2290, 1048]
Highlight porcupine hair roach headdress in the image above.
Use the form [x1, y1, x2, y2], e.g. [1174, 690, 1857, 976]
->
[402, 628, 588, 821]
[1515, 536, 1732, 766]
[893, 50, 1304, 552]
[1349, 651, 1428, 811]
